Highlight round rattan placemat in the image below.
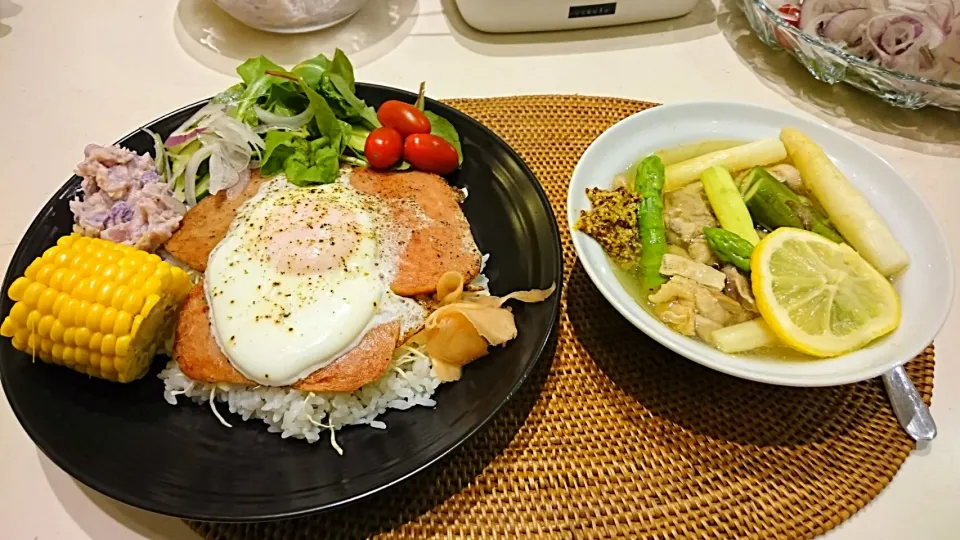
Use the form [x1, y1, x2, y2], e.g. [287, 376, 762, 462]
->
[187, 95, 935, 539]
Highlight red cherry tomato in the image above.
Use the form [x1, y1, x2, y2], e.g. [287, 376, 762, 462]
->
[403, 133, 459, 175]
[377, 100, 432, 138]
[775, 4, 801, 50]
[777, 4, 801, 26]
[364, 127, 403, 169]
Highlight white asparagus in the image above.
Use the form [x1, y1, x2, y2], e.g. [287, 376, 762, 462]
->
[712, 319, 780, 354]
[655, 139, 747, 167]
[664, 138, 787, 192]
[780, 128, 909, 276]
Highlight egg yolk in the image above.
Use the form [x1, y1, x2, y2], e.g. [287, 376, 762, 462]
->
[262, 197, 366, 277]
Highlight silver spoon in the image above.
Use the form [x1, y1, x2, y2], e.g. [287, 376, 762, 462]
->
[882, 365, 937, 441]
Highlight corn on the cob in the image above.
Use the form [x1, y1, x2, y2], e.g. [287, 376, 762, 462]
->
[1, 234, 193, 382]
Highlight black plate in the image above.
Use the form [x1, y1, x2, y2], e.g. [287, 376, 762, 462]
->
[0, 84, 562, 521]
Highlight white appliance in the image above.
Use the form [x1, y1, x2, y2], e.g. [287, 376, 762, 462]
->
[454, 0, 700, 33]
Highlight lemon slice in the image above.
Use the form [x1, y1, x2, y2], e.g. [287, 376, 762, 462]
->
[751, 228, 901, 357]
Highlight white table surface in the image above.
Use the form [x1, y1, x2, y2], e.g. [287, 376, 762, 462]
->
[1, 0, 957, 538]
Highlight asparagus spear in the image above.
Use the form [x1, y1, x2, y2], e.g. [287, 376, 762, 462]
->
[664, 138, 787, 192]
[780, 128, 909, 276]
[634, 155, 667, 291]
[701, 166, 761, 245]
[704, 228, 753, 272]
[741, 167, 844, 243]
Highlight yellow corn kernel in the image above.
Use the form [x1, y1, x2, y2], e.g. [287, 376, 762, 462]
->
[50, 319, 65, 342]
[63, 327, 76, 347]
[60, 270, 80, 293]
[53, 250, 71, 267]
[73, 300, 91, 327]
[14, 328, 30, 345]
[0, 318, 15, 338]
[122, 290, 146, 314]
[115, 336, 131, 357]
[52, 292, 69, 318]
[42, 245, 63, 261]
[49, 268, 67, 291]
[131, 315, 143, 336]
[74, 348, 89, 366]
[96, 281, 115, 305]
[101, 264, 120, 282]
[100, 334, 116, 355]
[110, 285, 129, 310]
[58, 298, 76, 326]
[89, 332, 103, 352]
[37, 315, 55, 338]
[8, 277, 30, 302]
[61, 346, 75, 366]
[89, 352, 101, 369]
[40, 338, 53, 354]
[27, 334, 39, 353]
[99, 307, 118, 334]
[22, 282, 45, 308]
[52, 343, 64, 360]
[113, 312, 133, 336]
[38, 288, 58, 314]
[9, 302, 28, 325]
[34, 264, 55, 286]
[74, 327, 92, 348]
[57, 235, 75, 247]
[23, 260, 41, 280]
[143, 276, 163, 296]
[100, 355, 115, 372]
[26, 311, 41, 333]
[141, 295, 160, 318]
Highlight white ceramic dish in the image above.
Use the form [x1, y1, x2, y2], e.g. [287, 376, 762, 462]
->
[567, 101, 954, 387]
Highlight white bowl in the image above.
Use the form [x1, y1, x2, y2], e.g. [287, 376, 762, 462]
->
[567, 101, 954, 387]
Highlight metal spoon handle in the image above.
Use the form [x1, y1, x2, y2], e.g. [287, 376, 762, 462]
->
[882, 365, 937, 441]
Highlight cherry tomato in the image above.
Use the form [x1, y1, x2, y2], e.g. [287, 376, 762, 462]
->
[403, 133, 459, 175]
[776, 4, 801, 26]
[364, 127, 403, 169]
[377, 100, 431, 138]
[775, 4, 801, 50]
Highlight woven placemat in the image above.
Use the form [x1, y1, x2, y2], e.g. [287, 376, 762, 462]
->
[187, 95, 935, 539]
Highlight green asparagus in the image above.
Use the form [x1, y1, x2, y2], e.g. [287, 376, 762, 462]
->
[704, 228, 753, 272]
[634, 155, 668, 291]
[741, 167, 844, 243]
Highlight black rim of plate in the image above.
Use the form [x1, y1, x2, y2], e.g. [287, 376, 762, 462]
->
[0, 84, 564, 521]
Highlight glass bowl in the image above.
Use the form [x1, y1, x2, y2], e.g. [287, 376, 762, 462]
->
[738, 0, 960, 111]
[211, 0, 370, 34]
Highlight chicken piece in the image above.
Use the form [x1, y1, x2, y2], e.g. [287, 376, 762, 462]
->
[695, 315, 724, 344]
[664, 182, 718, 244]
[688, 239, 718, 266]
[162, 170, 269, 271]
[659, 254, 726, 290]
[649, 275, 698, 304]
[655, 299, 696, 336]
[663, 182, 719, 265]
[722, 265, 757, 312]
[650, 275, 754, 335]
[174, 284, 400, 392]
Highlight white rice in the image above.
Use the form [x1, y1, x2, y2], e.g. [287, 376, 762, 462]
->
[159, 345, 440, 452]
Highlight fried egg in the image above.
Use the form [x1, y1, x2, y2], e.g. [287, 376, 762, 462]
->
[205, 175, 425, 386]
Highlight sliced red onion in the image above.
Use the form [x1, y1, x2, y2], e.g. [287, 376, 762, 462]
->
[803, 12, 841, 37]
[823, 8, 871, 43]
[254, 106, 314, 130]
[164, 127, 207, 149]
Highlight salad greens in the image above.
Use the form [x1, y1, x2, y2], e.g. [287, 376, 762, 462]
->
[162, 49, 464, 205]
